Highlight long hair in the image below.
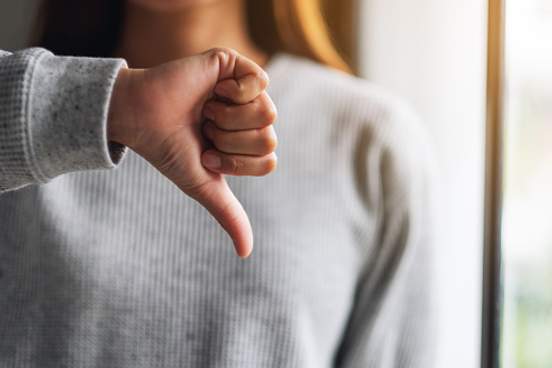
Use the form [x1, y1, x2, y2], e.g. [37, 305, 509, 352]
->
[31, 0, 353, 73]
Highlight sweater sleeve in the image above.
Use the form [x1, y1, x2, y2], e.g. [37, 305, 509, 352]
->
[0, 48, 128, 193]
[334, 105, 439, 368]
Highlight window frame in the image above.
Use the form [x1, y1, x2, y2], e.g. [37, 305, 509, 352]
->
[481, 0, 506, 367]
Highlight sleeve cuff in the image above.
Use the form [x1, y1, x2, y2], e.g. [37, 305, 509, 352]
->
[26, 48, 128, 182]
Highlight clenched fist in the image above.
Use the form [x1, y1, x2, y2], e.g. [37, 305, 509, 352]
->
[108, 48, 278, 258]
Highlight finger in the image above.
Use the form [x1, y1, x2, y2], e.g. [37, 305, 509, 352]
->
[203, 121, 277, 156]
[203, 92, 277, 131]
[212, 47, 269, 83]
[190, 177, 253, 258]
[201, 150, 277, 176]
[215, 74, 267, 104]
[208, 47, 269, 104]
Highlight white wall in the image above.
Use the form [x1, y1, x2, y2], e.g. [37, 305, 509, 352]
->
[357, 0, 487, 367]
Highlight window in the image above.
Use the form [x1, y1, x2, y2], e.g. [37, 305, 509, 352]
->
[501, 0, 552, 367]
[483, 0, 552, 366]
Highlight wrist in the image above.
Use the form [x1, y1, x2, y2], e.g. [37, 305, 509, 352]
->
[108, 67, 140, 147]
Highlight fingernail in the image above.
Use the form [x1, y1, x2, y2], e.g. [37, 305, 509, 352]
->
[203, 152, 221, 169]
[238, 240, 254, 259]
[261, 70, 270, 84]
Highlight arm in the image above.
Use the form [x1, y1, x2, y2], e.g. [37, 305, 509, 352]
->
[334, 107, 439, 368]
[0, 47, 277, 257]
[0, 48, 126, 193]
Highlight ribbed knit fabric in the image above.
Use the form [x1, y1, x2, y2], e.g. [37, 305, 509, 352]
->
[0, 49, 437, 368]
[0, 48, 126, 192]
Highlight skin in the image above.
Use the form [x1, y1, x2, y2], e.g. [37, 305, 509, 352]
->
[108, 0, 277, 258]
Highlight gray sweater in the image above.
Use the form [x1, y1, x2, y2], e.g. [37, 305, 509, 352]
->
[0, 48, 437, 368]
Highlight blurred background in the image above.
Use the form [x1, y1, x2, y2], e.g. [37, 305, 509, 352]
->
[501, 1, 552, 367]
[1, 1, 549, 367]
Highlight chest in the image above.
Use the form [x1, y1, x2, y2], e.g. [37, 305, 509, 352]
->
[1, 151, 363, 308]
[0, 140, 370, 366]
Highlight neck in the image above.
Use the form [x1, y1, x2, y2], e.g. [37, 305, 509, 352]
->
[116, 1, 267, 68]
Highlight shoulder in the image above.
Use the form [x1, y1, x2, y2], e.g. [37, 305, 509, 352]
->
[272, 54, 435, 186]
[272, 53, 425, 138]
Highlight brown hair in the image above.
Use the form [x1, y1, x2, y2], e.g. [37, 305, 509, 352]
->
[31, 0, 354, 73]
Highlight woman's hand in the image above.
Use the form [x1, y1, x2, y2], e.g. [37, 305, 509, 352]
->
[108, 48, 278, 258]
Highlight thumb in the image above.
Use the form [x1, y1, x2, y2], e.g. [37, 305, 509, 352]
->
[191, 176, 253, 258]
[200, 48, 268, 100]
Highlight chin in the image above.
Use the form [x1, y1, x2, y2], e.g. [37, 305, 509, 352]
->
[128, 0, 221, 12]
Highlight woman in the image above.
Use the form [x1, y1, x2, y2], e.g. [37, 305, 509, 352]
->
[0, 0, 437, 367]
